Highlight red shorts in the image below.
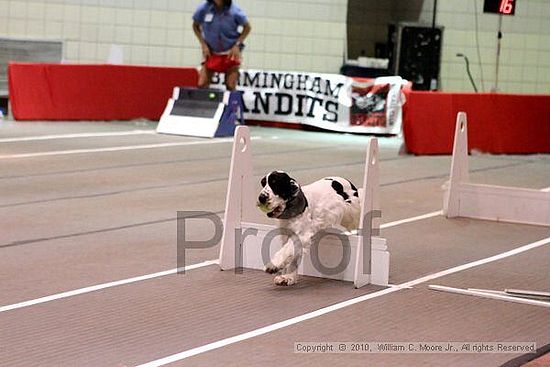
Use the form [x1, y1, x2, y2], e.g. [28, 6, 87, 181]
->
[204, 53, 241, 73]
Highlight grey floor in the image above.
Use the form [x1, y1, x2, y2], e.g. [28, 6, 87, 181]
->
[0, 119, 549, 367]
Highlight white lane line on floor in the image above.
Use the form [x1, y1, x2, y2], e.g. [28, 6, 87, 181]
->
[0, 130, 156, 143]
[0, 208, 440, 313]
[541, 186, 550, 192]
[134, 236, 550, 367]
[398, 237, 550, 287]
[380, 210, 442, 229]
[0, 260, 218, 313]
[0, 137, 261, 159]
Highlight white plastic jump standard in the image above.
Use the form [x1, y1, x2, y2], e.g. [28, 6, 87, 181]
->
[219, 126, 390, 288]
[443, 112, 550, 226]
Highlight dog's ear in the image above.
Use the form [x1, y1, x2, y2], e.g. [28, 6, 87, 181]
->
[289, 179, 300, 196]
[260, 176, 267, 187]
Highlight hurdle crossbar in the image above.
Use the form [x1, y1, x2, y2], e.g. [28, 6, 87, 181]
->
[218, 126, 390, 288]
[443, 112, 550, 226]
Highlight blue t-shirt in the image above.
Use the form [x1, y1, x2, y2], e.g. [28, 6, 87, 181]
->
[192, 1, 248, 53]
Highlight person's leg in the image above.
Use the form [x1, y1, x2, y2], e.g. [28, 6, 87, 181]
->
[198, 66, 213, 88]
[224, 66, 240, 91]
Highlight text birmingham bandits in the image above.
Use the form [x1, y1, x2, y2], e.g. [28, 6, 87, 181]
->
[212, 70, 345, 122]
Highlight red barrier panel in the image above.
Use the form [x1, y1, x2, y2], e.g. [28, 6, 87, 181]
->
[403, 90, 550, 154]
[8, 63, 199, 121]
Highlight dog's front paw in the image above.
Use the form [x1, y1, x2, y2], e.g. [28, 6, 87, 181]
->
[274, 275, 296, 286]
[264, 262, 280, 274]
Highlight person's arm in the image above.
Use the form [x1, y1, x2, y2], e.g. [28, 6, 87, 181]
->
[192, 21, 210, 59]
[229, 21, 251, 61]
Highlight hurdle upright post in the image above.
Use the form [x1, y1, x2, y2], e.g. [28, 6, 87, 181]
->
[354, 138, 389, 287]
[443, 111, 469, 218]
[219, 126, 253, 270]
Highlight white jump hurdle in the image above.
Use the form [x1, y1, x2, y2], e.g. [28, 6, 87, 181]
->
[443, 112, 550, 226]
[218, 126, 390, 287]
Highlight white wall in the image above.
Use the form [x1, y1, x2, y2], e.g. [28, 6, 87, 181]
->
[0, 0, 347, 73]
[438, 0, 550, 94]
[1, 0, 550, 93]
[241, 0, 347, 72]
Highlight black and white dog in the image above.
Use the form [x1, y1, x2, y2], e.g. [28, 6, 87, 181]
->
[257, 171, 362, 286]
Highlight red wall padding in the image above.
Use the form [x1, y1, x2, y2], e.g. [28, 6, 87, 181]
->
[8, 63, 199, 121]
[403, 90, 550, 154]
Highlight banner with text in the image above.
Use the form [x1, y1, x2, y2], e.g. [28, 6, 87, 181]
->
[211, 70, 407, 135]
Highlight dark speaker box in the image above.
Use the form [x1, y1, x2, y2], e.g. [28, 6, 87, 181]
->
[389, 24, 443, 91]
[0, 95, 8, 117]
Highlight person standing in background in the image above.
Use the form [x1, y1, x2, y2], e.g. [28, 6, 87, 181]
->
[192, 0, 251, 91]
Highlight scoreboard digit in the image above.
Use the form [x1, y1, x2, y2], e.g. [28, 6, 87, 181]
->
[483, 0, 516, 15]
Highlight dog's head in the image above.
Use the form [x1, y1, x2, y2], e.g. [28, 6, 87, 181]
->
[257, 171, 304, 219]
